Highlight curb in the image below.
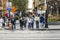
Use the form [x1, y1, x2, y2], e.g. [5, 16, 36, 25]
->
[0, 28, 60, 31]
[30, 29, 60, 31]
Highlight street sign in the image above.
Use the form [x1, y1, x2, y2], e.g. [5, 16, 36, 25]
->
[6, 2, 12, 8]
[12, 6, 16, 13]
[6, 2, 12, 11]
[6, 7, 12, 11]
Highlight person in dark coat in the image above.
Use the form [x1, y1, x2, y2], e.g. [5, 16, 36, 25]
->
[11, 16, 16, 30]
[40, 14, 45, 27]
[2, 16, 5, 28]
[19, 16, 24, 30]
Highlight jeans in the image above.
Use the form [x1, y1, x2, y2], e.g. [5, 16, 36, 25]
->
[28, 23, 32, 29]
[36, 21, 39, 29]
[40, 22, 45, 27]
[20, 23, 23, 30]
[24, 21, 27, 28]
[12, 23, 16, 30]
[38, 14, 40, 17]
[31, 22, 34, 29]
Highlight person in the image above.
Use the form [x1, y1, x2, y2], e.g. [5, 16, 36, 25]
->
[15, 11, 20, 16]
[5, 11, 9, 18]
[31, 16, 34, 29]
[19, 16, 24, 30]
[35, 15, 39, 29]
[9, 11, 14, 18]
[11, 16, 16, 30]
[2, 16, 5, 28]
[30, 13, 35, 29]
[23, 17, 27, 28]
[40, 14, 45, 28]
[0, 17, 4, 28]
[37, 9, 40, 17]
[8, 19, 12, 30]
[28, 16, 33, 29]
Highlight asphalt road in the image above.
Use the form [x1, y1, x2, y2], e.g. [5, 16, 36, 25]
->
[0, 30, 60, 40]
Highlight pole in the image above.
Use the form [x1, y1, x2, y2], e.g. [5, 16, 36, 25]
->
[45, 0, 48, 28]
[34, 0, 35, 9]
[9, 10, 10, 19]
[34, 0, 36, 15]
[8, 0, 11, 19]
[45, 10, 48, 28]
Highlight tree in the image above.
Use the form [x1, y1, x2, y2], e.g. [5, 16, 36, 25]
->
[11, 0, 28, 11]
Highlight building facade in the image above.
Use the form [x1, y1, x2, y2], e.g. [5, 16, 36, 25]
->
[28, 0, 46, 12]
[0, 0, 8, 16]
[0, 0, 3, 10]
[0, 0, 8, 11]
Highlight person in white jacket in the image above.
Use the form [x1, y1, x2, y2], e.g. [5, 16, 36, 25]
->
[35, 15, 39, 29]
[0, 17, 4, 28]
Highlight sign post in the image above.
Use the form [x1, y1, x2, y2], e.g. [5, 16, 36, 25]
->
[6, 2, 12, 18]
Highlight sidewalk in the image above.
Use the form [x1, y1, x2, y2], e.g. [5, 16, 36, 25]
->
[48, 25, 60, 29]
[0, 25, 60, 30]
[31, 25, 60, 30]
[0, 20, 60, 30]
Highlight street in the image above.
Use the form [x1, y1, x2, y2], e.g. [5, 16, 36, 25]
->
[0, 0, 60, 40]
[0, 30, 60, 40]
[0, 20, 59, 40]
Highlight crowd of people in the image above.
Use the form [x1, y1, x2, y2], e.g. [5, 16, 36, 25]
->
[0, 10, 45, 30]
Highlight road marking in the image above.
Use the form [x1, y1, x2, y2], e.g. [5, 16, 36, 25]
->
[1, 38, 60, 39]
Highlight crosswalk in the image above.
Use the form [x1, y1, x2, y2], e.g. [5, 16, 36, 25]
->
[0, 30, 60, 40]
